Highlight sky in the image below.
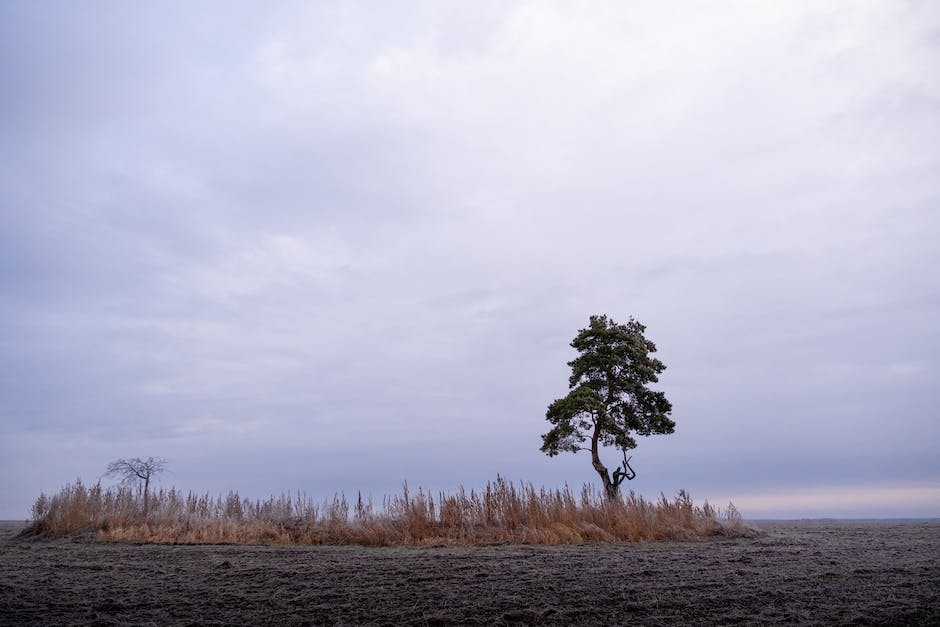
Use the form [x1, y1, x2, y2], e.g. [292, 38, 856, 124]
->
[1, 1, 938, 520]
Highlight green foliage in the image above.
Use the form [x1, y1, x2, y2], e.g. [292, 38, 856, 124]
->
[541, 315, 675, 485]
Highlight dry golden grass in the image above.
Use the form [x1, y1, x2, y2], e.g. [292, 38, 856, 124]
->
[26, 476, 745, 545]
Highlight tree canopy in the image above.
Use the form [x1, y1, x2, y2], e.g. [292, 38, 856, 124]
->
[541, 315, 675, 499]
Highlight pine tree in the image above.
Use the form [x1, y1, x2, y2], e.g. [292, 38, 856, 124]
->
[541, 315, 675, 499]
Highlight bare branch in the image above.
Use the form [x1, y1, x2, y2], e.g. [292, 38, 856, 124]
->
[104, 457, 167, 517]
[611, 451, 636, 487]
[104, 457, 168, 487]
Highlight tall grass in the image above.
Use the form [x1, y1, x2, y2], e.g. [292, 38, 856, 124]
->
[26, 476, 746, 545]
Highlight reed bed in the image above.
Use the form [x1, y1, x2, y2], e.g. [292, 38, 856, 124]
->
[26, 476, 745, 545]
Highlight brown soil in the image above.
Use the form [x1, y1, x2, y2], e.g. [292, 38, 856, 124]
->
[0, 520, 937, 625]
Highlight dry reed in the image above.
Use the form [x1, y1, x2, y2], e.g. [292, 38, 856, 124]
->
[26, 476, 746, 545]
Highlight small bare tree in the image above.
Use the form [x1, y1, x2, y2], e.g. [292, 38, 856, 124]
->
[105, 457, 167, 516]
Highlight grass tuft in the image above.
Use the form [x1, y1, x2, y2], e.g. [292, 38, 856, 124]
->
[26, 476, 749, 545]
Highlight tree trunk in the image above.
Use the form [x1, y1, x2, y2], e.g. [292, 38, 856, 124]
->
[143, 475, 150, 519]
[591, 422, 619, 501]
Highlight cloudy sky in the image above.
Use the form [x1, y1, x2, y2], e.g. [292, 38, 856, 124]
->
[1, 1, 938, 520]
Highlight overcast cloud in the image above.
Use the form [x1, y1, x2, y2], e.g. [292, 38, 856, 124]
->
[1, 1, 938, 519]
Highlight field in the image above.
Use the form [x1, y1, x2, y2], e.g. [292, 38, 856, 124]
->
[1, 520, 937, 625]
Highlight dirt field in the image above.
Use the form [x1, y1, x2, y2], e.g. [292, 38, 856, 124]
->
[0, 520, 937, 625]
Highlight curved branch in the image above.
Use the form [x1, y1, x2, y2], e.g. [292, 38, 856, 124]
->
[611, 451, 636, 487]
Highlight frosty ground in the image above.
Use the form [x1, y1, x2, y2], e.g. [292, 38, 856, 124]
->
[0, 520, 937, 625]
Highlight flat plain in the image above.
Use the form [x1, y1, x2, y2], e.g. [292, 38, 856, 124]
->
[0, 520, 937, 625]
